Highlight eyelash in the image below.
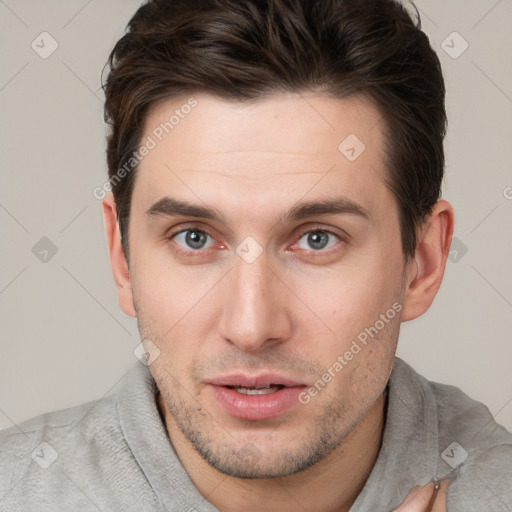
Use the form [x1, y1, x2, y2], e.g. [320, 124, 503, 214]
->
[166, 225, 347, 258]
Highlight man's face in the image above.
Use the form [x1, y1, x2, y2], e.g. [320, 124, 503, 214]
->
[125, 92, 410, 478]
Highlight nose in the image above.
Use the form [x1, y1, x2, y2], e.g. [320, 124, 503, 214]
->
[217, 250, 292, 352]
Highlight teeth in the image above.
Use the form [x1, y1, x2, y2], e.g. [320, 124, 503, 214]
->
[233, 385, 282, 395]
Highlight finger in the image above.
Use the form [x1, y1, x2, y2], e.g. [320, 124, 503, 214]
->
[393, 483, 436, 512]
[429, 479, 450, 512]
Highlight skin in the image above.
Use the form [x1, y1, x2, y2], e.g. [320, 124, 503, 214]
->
[395, 481, 449, 511]
[103, 92, 453, 511]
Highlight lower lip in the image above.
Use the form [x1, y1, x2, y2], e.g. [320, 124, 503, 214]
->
[207, 384, 307, 421]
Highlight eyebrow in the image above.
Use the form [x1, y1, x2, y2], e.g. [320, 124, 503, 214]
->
[146, 196, 370, 224]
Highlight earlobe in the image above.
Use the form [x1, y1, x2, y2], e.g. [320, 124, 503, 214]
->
[401, 199, 454, 322]
[102, 194, 137, 318]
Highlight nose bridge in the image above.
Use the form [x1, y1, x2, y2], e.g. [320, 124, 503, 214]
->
[218, 249, 289, 351]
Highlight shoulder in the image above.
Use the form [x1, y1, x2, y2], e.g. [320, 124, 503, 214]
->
[0, 363, 163, 511]
[0, 392, 118, 447]
[430, 380, 512, 511]
[394, 359, 512, 511]
[0, 394, 125, 508]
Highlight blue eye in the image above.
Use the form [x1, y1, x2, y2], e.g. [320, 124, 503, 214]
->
[296, 230, 340, 251]
[167, 226, 345, 258]
[172, 229, 215, 251]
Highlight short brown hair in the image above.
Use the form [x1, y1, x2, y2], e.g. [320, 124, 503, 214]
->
[103, 0, 446, 262]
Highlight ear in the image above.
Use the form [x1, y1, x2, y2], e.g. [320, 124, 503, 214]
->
[102, 193, 136, 318]
[401, 199, 454, 322]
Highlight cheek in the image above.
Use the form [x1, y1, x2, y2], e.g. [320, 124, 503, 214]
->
[288, 256, 402, 395]
[297, 259, 397, 336]
[131, 251, 223, 363]
[131, 240, 209, 320]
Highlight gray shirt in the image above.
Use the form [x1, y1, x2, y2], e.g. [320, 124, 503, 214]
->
[1, 357, 511, 511]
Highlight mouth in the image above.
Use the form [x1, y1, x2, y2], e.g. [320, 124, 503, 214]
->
[205, 374, 307, 421]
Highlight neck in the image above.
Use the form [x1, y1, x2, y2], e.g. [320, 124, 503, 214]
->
[157, 391, 387, 512]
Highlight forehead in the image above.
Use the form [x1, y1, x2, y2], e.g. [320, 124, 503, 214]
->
[143, 91, 384, 158]
[133, 92, 392, 223]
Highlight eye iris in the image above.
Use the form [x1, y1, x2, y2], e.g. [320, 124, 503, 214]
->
[308, 231, 329, 250]
[180, 230, 333, 251]
[186, 230, 208, 249]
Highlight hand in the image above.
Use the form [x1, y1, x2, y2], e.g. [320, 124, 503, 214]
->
[393, 480, 449, 512]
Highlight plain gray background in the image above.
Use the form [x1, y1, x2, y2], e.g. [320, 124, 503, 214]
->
[1, 0, 511, 432]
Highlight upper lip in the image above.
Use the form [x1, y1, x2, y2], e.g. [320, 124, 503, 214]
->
[206, 374, 307, 388]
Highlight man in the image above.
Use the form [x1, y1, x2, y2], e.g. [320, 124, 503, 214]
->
[1, 0, 511, 511]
